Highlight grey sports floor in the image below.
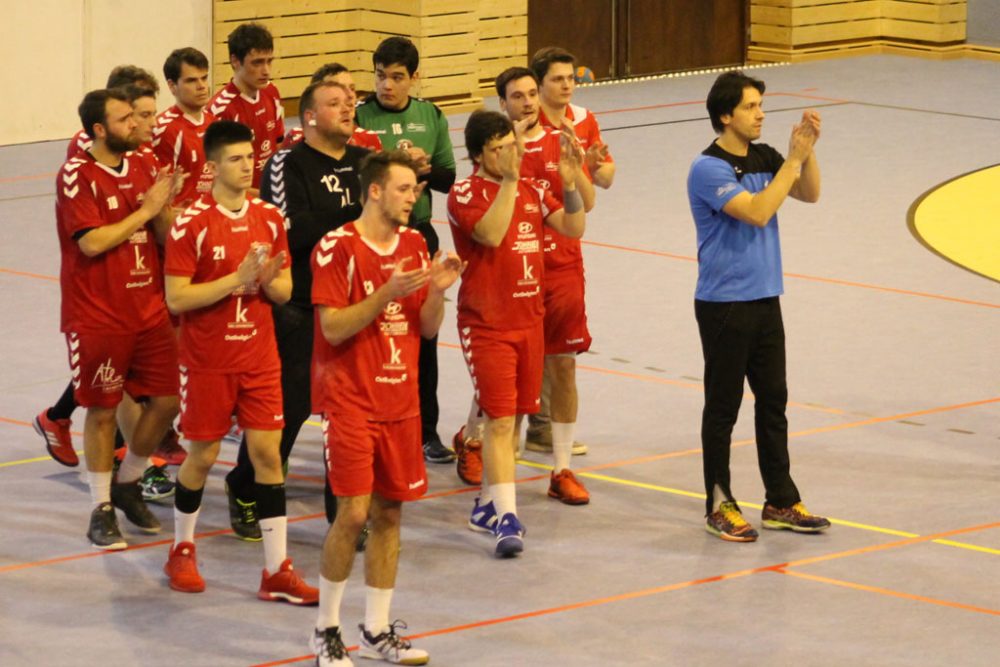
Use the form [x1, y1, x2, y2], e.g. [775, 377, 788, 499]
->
[1, 55, 997, 666]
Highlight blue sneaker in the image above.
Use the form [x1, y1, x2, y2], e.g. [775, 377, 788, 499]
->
[494, 513, 525, 558]
[468, 497, 498, 534]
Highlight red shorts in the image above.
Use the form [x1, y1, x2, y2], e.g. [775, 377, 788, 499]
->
[67, 319, 178, 409]
[543, 266, 591, 355]
[322, 413, 427, 502]
[179, 366, 283, 442]
[459, 324, 544, 419]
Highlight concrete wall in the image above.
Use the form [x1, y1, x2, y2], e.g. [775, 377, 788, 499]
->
[967, 0, 1000, 45]
[0, 0, 212, 146]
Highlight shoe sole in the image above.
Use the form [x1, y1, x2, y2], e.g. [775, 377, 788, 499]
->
[495, 537, 523, 558]
[91, 539, 127, 551]
[258, 591, 318, 606]
[142, 491, 176, 503]
[167, 577, 205, 593]
[547, 490, 590, 506]
[762, 520, 830, 533]
[34, 416, 79, 467]
[424, 453, 457, 464]
[525, 441, 589, 455]
[705, 525, 758, 542]
[357, 647, 429, 665]
[229, 531, 263, 542]
[467, 521, 495, 534]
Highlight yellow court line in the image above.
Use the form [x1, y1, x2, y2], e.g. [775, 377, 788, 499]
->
[0, 451, 84, 468]
[517, 459, 1000, 555]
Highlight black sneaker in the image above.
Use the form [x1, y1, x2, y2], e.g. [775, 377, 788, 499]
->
[355, 524, 369, 552]
[110, 481, 162, 534]
[422, 433, 455, 463]
[226, 481, 262, 541]
[140, 465, 175, 502]
[87, 503, 127, 551]
[311, 626, 351, 667]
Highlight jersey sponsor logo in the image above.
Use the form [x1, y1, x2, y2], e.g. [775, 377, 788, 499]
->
[518, 222, 533, 234]
[408, 478, 425, 490]
[266, 120, 276, 131]
[375, 373, 408, 384]
[385, 301, 402, 316]
[513, 240, 540, 253]
[132, 245, 148, 274]
[512, 286, 541, 298]
[364, 280, 375, 295]
[91, 358, 124, 392]
[544, 161, 558, 172]
[524, 203, 539, 213]
[716, 183, 737, 198]
[406, 122, 426, 133]
[518, 255, 536, 285]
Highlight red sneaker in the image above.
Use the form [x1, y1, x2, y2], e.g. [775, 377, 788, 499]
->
[548, 469, 590, 505]
[453, 426, 482, 486]
[164, 542, 205, 593]
[153, 428, 186, 466]
[33, 409, 78, 467]
[258, 558, 318, 606]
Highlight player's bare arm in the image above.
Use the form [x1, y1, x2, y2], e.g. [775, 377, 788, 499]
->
[471, 142, 521, 247]
[419, 250, 464, 338]
[77, 169, 173, 257]
[722, 123, 816, 228]
[319, 258, 430, 346]
[258, 251, 292, 304]
[789, 110, 821, 203]
[164, 247, 263, 314]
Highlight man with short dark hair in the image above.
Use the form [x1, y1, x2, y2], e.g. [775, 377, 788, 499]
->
[447, 110, 586, 557]
[309, 151, 461, 666]
[224, 81, 370, 539]
[63, 66, 160, 161]
[209, 22, 285, 192]
[356, 36, 457, 465]
[57, 89, 181, 550]
[155, 47, 215, 210]
[688, 70, 829, 542]
[162, 120, 317, 604]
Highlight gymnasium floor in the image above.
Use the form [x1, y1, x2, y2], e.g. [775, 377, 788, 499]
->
[1, 55, 997, 666]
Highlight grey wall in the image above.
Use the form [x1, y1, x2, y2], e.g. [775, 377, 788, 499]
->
[967, 0, 1000, 46]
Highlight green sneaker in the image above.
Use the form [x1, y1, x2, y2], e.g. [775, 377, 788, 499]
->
[225, 482, 262, 541]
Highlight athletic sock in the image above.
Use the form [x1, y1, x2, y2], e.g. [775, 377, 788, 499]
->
[490, 482, 517, 518]
[88, 471, 112, 505]
[173, 507, 201, 547]
[364, 586, 393, 636]
[551, 421, 575, 472]
[259, 516, 288, 574]
[48, 383, 77, 421]
[712, 485, 725, 513]
[316, 576, 347, 630]
[117, 450, 149, 484]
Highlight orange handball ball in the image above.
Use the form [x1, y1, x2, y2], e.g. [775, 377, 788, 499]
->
[574, 66, 594, 83]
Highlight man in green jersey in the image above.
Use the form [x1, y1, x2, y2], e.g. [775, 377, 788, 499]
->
[356, 36, 457, 464]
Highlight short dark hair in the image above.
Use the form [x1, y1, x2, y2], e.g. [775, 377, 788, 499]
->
[203, 120, 254, 162]
[373, 36, 419, 75]
[310, 62, 349, 84]
[495, 67, 537, 100]
[78, 88, 129, 140]
[359, 150, 418, 198]
[530, 46, 575, 82]
[706, 71, 766, 134]
[106, 65, 159, 95]
[464, 110, 513, 162]
[163, 47, 209, 83]
[228, 22, 274, 62]
[299, 81, 349, 126]
[122, 84, 156, 105]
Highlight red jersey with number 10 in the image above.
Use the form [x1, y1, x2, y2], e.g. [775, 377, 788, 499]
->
[209, 81, 285, 189]
[311, 223, 429, 421]
[164, 195, 290, 373]
[447, 171, 562, 330]
[56, 153, 168, 335]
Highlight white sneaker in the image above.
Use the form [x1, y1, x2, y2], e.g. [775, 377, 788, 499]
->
[312, 626, 353, 666]
[358, 621, 428, 665]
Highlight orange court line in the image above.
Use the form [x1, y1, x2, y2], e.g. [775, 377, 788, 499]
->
[250, 519, 1000, 666]
[774, 568, 1000, 617]
[0, 171, 56, 184]
[0, 267, 59, 282]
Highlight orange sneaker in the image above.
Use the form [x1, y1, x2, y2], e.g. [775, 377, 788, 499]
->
[453, 426, 482, 486]
[258, 558, 318, 606]
[164, 542, 205, 593]
[548, 469, 590, 505]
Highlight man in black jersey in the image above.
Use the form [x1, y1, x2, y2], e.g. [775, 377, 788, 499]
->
[224, 81, 369, 538]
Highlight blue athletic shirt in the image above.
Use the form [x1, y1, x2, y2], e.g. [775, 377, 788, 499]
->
[687, 142, 786, 302]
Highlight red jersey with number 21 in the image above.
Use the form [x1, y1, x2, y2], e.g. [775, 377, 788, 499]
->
[164, 196, 290, 373]
[311, 223, 429, 421]
[447, 172, 561, 330]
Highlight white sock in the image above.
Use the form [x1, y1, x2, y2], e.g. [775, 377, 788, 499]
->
[117, 450, 149, 484]
[88, 471, 112, 505]
[551, 422, 575, 473]
[365, 586, 394, 636]
[712, 485, 726, 512]
[259, 516, 287, 575]
[490, 482, 517, 518]
[173, 507, 200, 547]
[316, 576, 347, 630]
